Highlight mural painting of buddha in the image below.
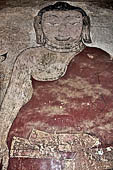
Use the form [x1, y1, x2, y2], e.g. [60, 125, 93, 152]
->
[0, 2, 113, 170]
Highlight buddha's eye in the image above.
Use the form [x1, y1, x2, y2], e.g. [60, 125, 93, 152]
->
[46, 22, 59, 26]
[72, 22, 78, 25]
[68, 22, 81, 26]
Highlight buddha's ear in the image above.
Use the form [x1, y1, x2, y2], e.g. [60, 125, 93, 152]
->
[34, 16, 45, 45]
[82, 16, 92, 44]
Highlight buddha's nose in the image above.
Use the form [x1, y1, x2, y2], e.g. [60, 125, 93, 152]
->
[58, 24, 68, 36]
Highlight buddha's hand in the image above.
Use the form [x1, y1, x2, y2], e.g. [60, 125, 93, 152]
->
[0, 142, 9, 170]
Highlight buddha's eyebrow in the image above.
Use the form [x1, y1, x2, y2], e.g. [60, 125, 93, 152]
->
[45, 15, 59, 19]
[65, 15, 81, 19]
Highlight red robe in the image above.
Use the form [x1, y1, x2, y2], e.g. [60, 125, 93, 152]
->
[5, 47, 113, 169]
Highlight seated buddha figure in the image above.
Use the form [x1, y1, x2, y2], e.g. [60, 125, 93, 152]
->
[0, 2, 113, 170]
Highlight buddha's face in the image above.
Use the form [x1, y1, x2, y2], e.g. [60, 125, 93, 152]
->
[41, 10, 83, 47]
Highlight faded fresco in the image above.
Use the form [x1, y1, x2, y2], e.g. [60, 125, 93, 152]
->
[0, 1, 113, 170]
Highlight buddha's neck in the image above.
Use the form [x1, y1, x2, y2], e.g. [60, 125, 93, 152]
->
[44, 39, 86, 54]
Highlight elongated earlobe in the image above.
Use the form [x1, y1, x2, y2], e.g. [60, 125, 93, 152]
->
[34, 16, 45, 45]
[82, 16, 92, 43]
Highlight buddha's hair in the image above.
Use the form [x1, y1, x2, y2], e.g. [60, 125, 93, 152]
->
[38, 2, 87, 20]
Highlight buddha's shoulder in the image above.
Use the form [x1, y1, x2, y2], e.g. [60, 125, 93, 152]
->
[83, 47, 111, 59]
[18, 46, 49, 58]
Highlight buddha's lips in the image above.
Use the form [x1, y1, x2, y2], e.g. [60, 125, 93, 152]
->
[55, 37, 70, 41]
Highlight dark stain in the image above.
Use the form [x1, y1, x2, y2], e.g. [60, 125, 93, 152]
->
[0, 52, 8, 62]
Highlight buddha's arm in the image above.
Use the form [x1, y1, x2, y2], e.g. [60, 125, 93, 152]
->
[0, 51, 33, 169]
